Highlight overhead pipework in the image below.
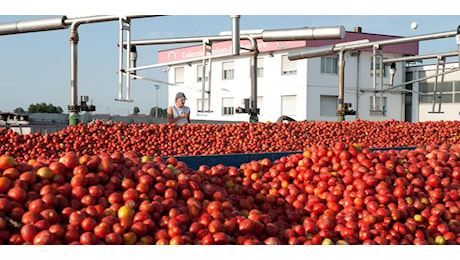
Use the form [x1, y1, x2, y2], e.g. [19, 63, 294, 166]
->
[0, 15, 160, 126]
[0, 16, 68, 35]
[288, 27, 460, 122]
[122, 21, 346, 123]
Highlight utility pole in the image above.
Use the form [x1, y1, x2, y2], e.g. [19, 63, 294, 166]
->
[154, 84, 160, 118]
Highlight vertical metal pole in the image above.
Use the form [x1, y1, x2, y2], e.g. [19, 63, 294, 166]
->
[249, 37, 259, 123]
[231, 15, 240, 56]
[201, 40, 207, 112]
[207, 53, 212, 112]
[337, 50, 345, 122]
[155, 84, 160, 118]
[432, 56, 440, 112]
[438, 57, 446, 113]
[118, 17, 124, 100]
[355, 52, 361, 118]
[379, 53, 384, 115]
[125, 19, 131, 101]
[69, 25, 80, 125]
[372, 46, 377, 113]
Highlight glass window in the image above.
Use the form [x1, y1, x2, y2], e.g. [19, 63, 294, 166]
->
[321, 56, 338, 74]
[222, 62, 234, 80]
[222, 98, 234, 115]
[281, 95, 296, 116]
[320, 95, 338, 116]
[197, 64, 209, 82]
[174, 67, 184, 84]
[370, 57, 388, 77]
[197, 98, 209, 112]
[281, 55, 297, 75]
[370, 96, 387, 116]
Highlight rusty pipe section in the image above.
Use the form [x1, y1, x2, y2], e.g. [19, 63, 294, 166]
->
[0, 16, 68, 35]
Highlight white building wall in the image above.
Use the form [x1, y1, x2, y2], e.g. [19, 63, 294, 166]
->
[168, 49, 408, 123]
[409, 62, 460, 122]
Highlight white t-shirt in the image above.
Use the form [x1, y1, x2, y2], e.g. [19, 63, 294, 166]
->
[171, 104, 190, 125]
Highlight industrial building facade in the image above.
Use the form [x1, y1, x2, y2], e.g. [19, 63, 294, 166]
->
[159, 29, 429, 123]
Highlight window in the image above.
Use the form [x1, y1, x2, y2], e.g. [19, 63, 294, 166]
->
[321, 56, 338, 74]
[281, 95, 297, 116]
[222, 98, 234, 115]
[257, 57, 264, 77]
[370, 57, 388, 77]
[250, 58, 264, 78]
[281, 55, 297, 75]
[320, 95, 338, 116]
[257, 96, 263, 115]
[197, 98, 209, 112]
[370, 96, 387, 116]
[419, 81, 458, 104]
[222, 62, 234, 80]
[197, 64, 209, 82]
[174, 67, 184, 84]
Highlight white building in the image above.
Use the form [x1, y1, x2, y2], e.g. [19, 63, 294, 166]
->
[158, 28, 419, 123]
[407, 62, 460, 122]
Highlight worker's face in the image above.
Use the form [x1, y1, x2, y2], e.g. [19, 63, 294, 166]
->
[176, 98, 186, 107]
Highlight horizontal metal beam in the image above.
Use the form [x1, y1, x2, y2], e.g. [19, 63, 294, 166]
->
[123, 26, 345, 47]
[0, 15, 161, 36]
[383, 51, 458, 64]
[289, 28, 460, 60]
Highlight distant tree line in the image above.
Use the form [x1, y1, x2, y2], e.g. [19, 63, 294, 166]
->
[132, 106, 167, 118]
[14, 103, 63, 114]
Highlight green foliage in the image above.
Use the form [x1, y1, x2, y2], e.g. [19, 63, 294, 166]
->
[28, 102, 63, 114]
[13, 107, 26, 114]
[133, 106, 140, 116]
[149, 106, 167, 118]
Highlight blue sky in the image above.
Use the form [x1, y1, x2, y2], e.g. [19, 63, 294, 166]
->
[1, 3, 460, 116]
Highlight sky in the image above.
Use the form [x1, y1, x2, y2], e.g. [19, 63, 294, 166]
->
[1, 1, 460, 116]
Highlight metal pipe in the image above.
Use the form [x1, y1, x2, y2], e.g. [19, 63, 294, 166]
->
[432, 57, 440, 112]
[63, 15, 157, 27]
[438, 57, 446, 113]
[207, 53, 212, 113]
[337, 29, 459, 52]
[123, 26, 345, 47]
[372, 47, 377, 113]
[379, 52, 384, 115]
[125, 19, 131, 101]
[262, 26, 345, 41]
[288, 45, 335, 60]
[354, 52, 361, 118]
[231, 15, 240, 55]
[380, 67, 460, 92]
[337, 49, 345, 122]
[69, 23, 79, 125]
[118, 18, 124, 100]
[249, 36, 259, 123]
[383, 51, 458, 64]
[201, 41, 207, 112]
[0, 16, 68, 35]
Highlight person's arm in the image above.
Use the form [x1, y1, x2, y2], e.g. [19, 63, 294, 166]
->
[166, 106, 175, 123]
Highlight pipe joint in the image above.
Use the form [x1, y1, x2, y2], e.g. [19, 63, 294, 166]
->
[69, 30, 79, 43]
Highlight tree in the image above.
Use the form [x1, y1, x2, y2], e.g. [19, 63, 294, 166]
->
[149, 107, 167, 118]
[133, 106, 140, 116]
[28, 102, 63, 113]
[14, 107, 26, 114]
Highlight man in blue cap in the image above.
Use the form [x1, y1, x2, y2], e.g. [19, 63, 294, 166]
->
[167, 92, 190, 125]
